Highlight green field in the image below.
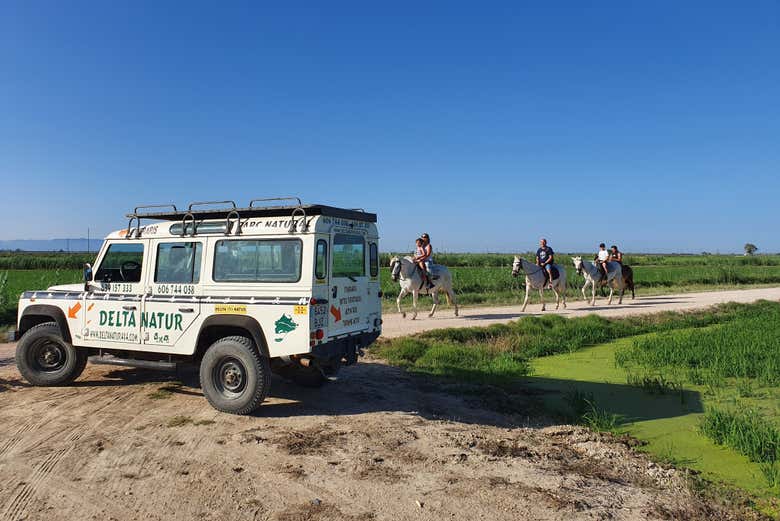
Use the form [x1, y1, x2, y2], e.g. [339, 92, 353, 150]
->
[379, 261, 780, 310]
[376, 301, 780, 514]
[3, 252, 780, 328]
[0, 269, 82, 327]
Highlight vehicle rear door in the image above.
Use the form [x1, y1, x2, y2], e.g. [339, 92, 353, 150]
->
[329, 233, 370, 336]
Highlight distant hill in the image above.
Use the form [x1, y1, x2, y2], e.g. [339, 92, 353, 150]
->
[0, 239, 104, 252]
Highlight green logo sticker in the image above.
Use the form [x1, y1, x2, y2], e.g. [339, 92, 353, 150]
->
[274, 314, 298, 342]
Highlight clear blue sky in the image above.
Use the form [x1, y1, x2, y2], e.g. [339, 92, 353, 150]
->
[1, 1, 778, 253]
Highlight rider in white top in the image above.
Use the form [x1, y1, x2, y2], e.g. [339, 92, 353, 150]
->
[595, 243, 609, 278]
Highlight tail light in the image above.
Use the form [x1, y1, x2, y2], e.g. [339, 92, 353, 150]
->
[315, 329, 324, 340]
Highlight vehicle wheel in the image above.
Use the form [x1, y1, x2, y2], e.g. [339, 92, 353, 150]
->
[199, 336, 271, 415]
[16, 322, 88, 386]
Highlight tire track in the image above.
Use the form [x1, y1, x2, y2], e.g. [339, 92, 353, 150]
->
[0, 419, 38, 458]
[0, 447, 70, 521]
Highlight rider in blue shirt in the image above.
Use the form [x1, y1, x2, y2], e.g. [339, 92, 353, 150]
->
[536, 238, 555, 287]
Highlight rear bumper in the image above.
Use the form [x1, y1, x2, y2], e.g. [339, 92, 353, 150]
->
[311, 330, 381, 365]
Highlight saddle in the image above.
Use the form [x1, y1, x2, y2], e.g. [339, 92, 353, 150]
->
[414, 265, 439, 291]
[415, 264, 440, 279]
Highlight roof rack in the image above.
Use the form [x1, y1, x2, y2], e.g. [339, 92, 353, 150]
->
[126, 204, 178, 238]
[124, 198, 376, 238]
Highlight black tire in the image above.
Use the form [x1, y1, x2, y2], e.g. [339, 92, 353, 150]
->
[199, 336, 271, 415]
[16, 322, 88, 386]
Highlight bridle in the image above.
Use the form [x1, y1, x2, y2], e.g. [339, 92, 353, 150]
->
[390, 260, 404, 281]
[513, 258, 545, 277]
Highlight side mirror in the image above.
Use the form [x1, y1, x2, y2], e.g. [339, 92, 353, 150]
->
[83, 263, 93, 291]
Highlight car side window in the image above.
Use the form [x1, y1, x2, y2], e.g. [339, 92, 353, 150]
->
[369, 243, 378, 277]
[213, 239, 302, 282]
[315, 239, 328, 280]
[95, 243, 145, 283]
[155, 242, 202, 283]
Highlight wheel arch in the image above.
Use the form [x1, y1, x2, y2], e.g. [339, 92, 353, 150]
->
[194, 315, 269, 361]
[19, 305, 72, 343]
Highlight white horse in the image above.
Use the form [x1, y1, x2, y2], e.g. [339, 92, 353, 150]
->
[511, 256, 567, 312]
[572, 256, 625, 305]
[389, 256, 458, 319]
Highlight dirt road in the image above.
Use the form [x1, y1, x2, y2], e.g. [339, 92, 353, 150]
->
[1, 287, 775, 521]
[381, 286, 780, 337]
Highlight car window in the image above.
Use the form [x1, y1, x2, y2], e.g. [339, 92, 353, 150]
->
[95, 243, 145, 283]
[333, 234, 365, 278]
[155, 242, 202, 283]
[369, 243, 379, 277]
[213, 239, 302, 282]
[315, 239, 328, 280]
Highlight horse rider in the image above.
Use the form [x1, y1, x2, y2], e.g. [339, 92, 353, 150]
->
[610, 245, 623, 264]
[535, 238, 555, 287]
[595, 243, 610, 278]
[414, 235, 435, 289]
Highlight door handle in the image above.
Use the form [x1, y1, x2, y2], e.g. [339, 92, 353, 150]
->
[178, 307, 195, 313]
[122, 305, 137, 311]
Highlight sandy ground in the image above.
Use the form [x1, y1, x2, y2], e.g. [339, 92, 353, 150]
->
[1, 287, 777, 521]
[381, 286, 780, 338]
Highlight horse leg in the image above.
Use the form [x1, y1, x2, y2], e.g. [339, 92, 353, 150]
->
[630, 279, 635, 299]
[553, 285, 561, 309]
[581, 281, 588, 302]
[618, 285, 624, 304]
[397, 287, 408, 319]
[608, 285, 614, 305]
[591, 281, 596, 306]
[539, 287, 545, 312]
[411, 290, 418, 320]
[521, 282, 531, 312]
[429, 288, 439, 318]
[447, 287, 459, 316]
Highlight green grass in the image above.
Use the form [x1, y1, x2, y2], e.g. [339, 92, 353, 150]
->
[380, 262, 780, 311]
[0, 269, 82, 327]
[0, 252, 93, 270]
[701, 407, 780, 464]
[377, 301, 780, 509]
[529, 338, 780, 500]
[376, 301, 772, 378]
[615, 303, 780, 385]
[4, 252, 780, 327]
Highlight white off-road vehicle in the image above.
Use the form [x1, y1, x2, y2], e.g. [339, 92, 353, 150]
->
[14, 199, 382, 414]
